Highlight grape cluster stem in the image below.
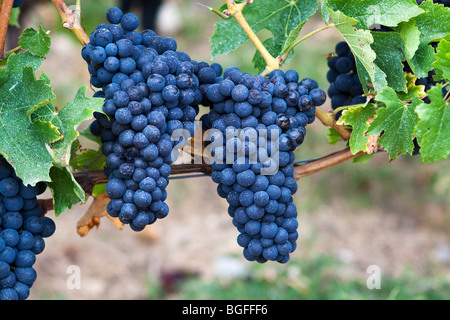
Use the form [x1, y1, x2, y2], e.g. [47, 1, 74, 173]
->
[224, 0, 280, 73]
[51, 0, 89, 46]
[315, 109, 352, 140]
[0, 0, 14, 59]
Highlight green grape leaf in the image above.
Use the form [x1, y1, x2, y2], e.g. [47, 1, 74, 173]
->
[70, 147, 106, 171]
[394, 19, 421, 61]
[327, 9, 384, 91]
[326, 0, 424, 29]
[47, 165, 86, 216]
[327, 127, 341, 145]
[408, 0, 450, 77]
[210, 0, 318, 64]
[92, 183, 106, 197]
[414, 84, 450, 163]
[337, 103, 376, 154]
[367, 87, 420, 159]
[397, 72, 427, 101]
[18, 26, 51, 57]
[321, 0, 330, 24]
[53, 88, 104, 165]
[409, 42, 436, 78]
[31, 86, 104, 165]
[371, 31, 407, 92]
[415, 0, 450, 45]
[353, 152, 376, 163]
[9, 8, 20, 28]
[0, 51, 44, 84]
[433, 39, 450, 81]
[0, 53, 61, 186]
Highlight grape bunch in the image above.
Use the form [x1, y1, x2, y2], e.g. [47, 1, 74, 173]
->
[202, 67, 326, 263]
[0, 157, 54, 300]
[83, 7, 212, 231]
[326, 42, 367, 120]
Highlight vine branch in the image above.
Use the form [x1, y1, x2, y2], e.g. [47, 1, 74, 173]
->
[37, 148, 366, 212]
[294, 148, 364, 180]
[0, 0, 13, 59]
[51, 0, 89, 46]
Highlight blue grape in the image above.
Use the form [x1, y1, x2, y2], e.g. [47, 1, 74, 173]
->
[326, 41, 367, 120]
[121, 13, 140, 31]
[202, 66, 326, 263]
[0, 156, 54, 300]
[84, 9, 218, 232]
[106, 7, 123, 24]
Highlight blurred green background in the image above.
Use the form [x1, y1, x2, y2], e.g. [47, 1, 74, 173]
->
[5, 0, 449, 300]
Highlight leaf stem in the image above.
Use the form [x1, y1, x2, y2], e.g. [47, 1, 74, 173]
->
[315, 109, 352, 140]
[224, 0, 280, 72]
[0, 0, 13, 59]
[51, 0, 90, 46]
[197, 2, 231, 19]
[281, 23, 335, 63]
[3, 44, 21, 59]
[332, 103, 367, 115]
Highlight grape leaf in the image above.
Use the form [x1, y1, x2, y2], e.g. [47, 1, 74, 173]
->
[353, 152, 376, 163]
[408, 0, 450, 77]
[0, 51, 44, 84]
[397, 72, 427, 101]
[409, 43, 436, 78]
[0, 52, 61, 186]
[321, 0, 330, 24]
[415, 0, 450, 45]
[19, 26, 51, 58]
[327, 9, 383, 91]
[33, 87, 104, 166]
[210, 0, 318, 64]
[70, 147, 106, 171]
[337, 103, 376, 154]
[413, 84, 450, 163]
[367, 87, 420, 159]
[9, 8, 20, 28]
[47, 165, 86, 216]
[371, 31, 407, 92]
[327, 127, 341, 145]
[394, 19, 421, 61]
[326, 0, 424, 29]
[433, 39, 450, 81]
